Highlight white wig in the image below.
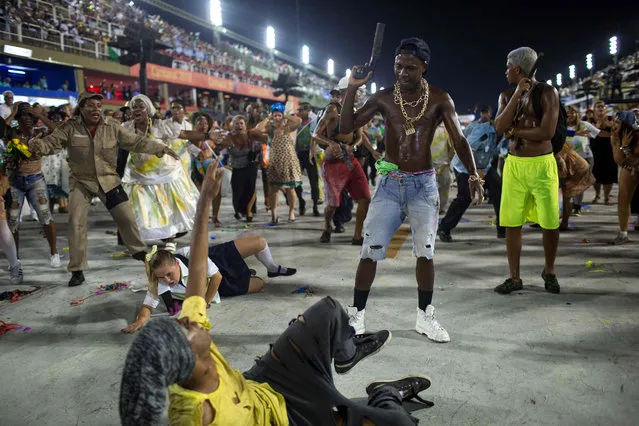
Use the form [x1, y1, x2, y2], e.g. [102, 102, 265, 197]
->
[130, 94, 156, 117]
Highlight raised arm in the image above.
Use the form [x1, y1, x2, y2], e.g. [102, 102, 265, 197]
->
[185, 159, 223, 299]
[286, 115, 302, 132]
[494, 90, 518, 135]
[513, 86, 559, 142]
[340, 90, 381, 134]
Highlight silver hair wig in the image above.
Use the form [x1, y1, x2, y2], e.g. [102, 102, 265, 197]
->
[507, 47, 538, 77]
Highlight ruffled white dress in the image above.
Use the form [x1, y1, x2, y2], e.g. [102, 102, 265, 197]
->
[121, 119, 199, 241]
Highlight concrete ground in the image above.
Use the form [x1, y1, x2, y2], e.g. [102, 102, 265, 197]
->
[1, 175, 638, 426]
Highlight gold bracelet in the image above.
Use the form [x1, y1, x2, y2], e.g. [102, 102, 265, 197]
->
[505, 127, 515, 140]
[468, 174, 485, 185]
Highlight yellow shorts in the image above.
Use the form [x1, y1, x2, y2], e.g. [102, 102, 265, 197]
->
[500, 153, 559, 230]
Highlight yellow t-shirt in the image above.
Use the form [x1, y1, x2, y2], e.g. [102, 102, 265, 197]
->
[168, 296, 289, 426]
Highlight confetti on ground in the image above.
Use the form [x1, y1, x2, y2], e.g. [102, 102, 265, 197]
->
[109, 252, 129, 259]
[0, 320, 31, 336]
[63, 247, 69, 251]
[210, 235, 216, 240]
[105, 230, 118, 236]
[291, 286, 314, 297]
[0, 286, 41, 303]
[71, 282, 129, 306]
[589, 269, 606, 273]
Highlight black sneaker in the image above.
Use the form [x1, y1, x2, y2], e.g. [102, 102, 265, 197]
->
[542, 270, 560, 294]
[334, 224, 345, 234]
[69, 271, 85, 287]
[334, 330, 391, 375]
[494, 278, 523, 294]
[313, 205, 320, 217]
[320, 231, 331, 243]
[366, 375, 433, 406]
[437, 229, 452, 243]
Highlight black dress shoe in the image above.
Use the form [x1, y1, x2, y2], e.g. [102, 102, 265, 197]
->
[69, 271, 85, 287]
[334, 224, 345, 234]
[234, 212, 242, 220]
[313, 205, 320, 217]
[299, 199, 306, 216]
[267, 265, 297, 277]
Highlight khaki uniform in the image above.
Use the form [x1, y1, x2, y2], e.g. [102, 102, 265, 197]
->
[34, 116, 168, 271]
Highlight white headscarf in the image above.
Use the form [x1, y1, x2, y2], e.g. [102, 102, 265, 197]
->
[130, 94, 156, 117]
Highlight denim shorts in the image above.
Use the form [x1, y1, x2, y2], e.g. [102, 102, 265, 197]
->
[9, 172, 52, 231]
[360, 170, 439, 261]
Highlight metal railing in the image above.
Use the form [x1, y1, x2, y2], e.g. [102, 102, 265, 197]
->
[1, 23, 113, 61]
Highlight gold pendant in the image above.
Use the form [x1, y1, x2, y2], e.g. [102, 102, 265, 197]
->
[404, 122, 415, 135]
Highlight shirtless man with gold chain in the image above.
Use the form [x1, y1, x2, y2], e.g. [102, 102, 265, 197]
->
[340, 38, 483, 343]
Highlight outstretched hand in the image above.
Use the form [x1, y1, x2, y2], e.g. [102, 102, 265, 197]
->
[121, 320, 146, 334]
[201, 158, 223, 199]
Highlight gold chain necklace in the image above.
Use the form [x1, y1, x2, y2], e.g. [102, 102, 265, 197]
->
[394, 88, 425, 107]
[394, 79, 429, 135]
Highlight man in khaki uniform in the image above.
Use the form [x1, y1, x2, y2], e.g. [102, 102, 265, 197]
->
[31, 92, 181, 287]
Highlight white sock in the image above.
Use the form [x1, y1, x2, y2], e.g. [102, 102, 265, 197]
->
[255, 243, 282, 273]
[0, 220, 19, 268]
[619, 231, 628, 238]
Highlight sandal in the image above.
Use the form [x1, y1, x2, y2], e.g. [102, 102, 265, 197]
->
[266, 217, 279, 226]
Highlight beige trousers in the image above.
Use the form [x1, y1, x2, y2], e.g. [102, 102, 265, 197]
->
[67, 183, 146, 271]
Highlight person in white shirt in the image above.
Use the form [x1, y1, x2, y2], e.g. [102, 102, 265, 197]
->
[0, 91, 15, 121]
[121, 234, 297, 333]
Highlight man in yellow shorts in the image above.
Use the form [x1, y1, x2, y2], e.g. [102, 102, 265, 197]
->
[494, 47, 561, 294]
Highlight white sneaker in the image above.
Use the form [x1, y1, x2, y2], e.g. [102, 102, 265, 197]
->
[347, 306, 366, 335]
[10, 261, 23, 285]
[50, 253, 62, 268]
[416, 306, 450, 343]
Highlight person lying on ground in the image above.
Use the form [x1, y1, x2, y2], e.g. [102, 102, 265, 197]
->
[122, 233, 297, 333]
[119, 159, 433, 426]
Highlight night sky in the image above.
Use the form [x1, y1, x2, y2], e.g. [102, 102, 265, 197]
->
[155, 0, 639, 112]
